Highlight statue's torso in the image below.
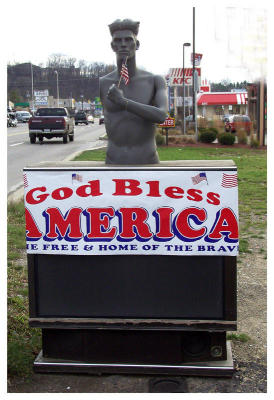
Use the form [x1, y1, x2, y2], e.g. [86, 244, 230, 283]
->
[100, 71, 160, 164]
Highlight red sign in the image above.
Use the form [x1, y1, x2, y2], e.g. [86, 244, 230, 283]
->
[191, 53, 203, 66]
[168, 68, 201, 86]
[199, 86, 210, 92]
[159, 116, 175, 128]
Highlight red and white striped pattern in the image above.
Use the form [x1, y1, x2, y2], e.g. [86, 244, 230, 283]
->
[169, 68, 201, 77]
[23, 173, 28, 188]
[221, 173, 238, 188]
[121, 63, 129, 85]
[236, 93, 248, 104]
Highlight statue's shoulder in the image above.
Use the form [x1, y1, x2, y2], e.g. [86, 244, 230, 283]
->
[100, 70, 117, 85]
[138, 69, 165, 85]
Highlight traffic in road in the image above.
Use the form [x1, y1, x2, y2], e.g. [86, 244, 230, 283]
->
[7, 120, 106, 194]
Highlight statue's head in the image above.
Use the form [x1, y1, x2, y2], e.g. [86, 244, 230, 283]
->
[109, 19, 140, 61]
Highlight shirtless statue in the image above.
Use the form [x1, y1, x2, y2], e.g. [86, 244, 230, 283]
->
[99, 19, 168, 164]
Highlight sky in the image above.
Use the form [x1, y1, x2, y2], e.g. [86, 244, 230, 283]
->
[3, 0, 268, 84]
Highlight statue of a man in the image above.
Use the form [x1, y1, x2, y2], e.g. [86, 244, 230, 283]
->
[99, 19, 168, 164]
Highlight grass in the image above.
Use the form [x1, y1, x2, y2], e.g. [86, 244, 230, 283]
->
[7, 202, 42, 377]
[7, 145, 266, 378]
[227, 332, 251, 343]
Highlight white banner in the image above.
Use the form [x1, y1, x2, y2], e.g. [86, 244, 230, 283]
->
[24, 169, 239, 256]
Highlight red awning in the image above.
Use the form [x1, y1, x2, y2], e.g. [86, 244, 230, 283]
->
[197, 92, 247, 106]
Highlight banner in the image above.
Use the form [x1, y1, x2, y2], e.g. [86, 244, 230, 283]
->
[24, 168, 239, 256]
[191, 53, 203, 66]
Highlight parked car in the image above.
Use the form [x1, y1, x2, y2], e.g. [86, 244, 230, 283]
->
[75, 111, 88, 125]
[28, 107, 74, 144]
[15, 111, 31, 122]
[7, 113, 18, 127]
[87, 114, 94, 124]
[99, 115, 104, 125]
[225, 115, 251, 134]
[222, 114, 230, 123]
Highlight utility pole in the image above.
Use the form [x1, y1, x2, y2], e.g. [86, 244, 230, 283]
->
[30, 62, 34, 111]
[183, 43, 191, 134]
[54, 70, 59, 107]
[193, 7, 198, 141]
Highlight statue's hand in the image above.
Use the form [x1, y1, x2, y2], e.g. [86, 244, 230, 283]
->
[107, 84, 125, 107]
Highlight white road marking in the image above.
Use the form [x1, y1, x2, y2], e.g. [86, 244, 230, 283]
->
[8, 131, 29, 137]
[10, 142, 24, 147]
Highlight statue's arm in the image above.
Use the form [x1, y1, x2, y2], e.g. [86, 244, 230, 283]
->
[107, 75, 168, 123]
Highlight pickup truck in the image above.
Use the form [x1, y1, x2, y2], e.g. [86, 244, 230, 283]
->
[28, 107, 74, 144]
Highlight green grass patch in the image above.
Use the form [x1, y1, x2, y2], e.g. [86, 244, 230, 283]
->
[7, 202, 41, 378]
[227, 332, 251, 343]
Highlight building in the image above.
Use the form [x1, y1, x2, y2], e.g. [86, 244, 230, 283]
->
[197, 92, 248, 120]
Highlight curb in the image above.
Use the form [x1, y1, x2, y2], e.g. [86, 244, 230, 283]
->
[7, 141, 107, 204]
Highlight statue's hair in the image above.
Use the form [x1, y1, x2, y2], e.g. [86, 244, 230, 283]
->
[109, 19, 140, 36]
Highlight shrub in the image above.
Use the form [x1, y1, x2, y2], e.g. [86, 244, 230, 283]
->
[218, 132, 236, 145]
[250, 137, 260, 148]
[155, 132, 165, 146]
[198, 127, 207, 134]
[237, 129, 248, 145]
[208, 127, 219, 135]
[186, 137, 196, 144]
[199, 130, 217, 143]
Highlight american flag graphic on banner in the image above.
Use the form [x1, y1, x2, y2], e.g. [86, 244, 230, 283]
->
[120, 63, 129, 85]
[191, 172, 208, 185]
[23, 173, 28, 188]
[72, 173, 83, 183]
[221, 173, 238, 188]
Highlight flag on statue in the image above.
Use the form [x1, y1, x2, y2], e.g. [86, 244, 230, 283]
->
[120, 63, 129, 85]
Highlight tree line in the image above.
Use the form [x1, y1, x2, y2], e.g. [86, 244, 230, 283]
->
[7, 54, 115, 104]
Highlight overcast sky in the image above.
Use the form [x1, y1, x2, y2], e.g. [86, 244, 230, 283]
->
[4, 0, 268, 83]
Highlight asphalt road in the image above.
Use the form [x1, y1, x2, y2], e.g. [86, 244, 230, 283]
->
[7, 120, 106, 194]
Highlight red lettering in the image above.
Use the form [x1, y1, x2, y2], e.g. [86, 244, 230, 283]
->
[165, 186, 184, 199]
[52, 187, 73, 201]
[85, 207, 116, 240]
[206, 192, 220, 205]
[207, 208, 238, 242]
[174, 207, 207, 240]
[187, 189, 203, 202]
[117, 207, 152, 240]
[26, 187, 49, 205]
[76, 180, 102, 197]
[25, 208, 42, 240]
[146, 180, 161, 197]
[153, 207, 174, 240]
[112, 179, 142, 196]
[43, 207, 83, 240]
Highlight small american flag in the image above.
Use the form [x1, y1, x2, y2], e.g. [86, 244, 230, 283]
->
[191, 172, 208, 185]
[72, 173, 83, 183]
[120, 63, 129, 85]
[221, 173, 238, 188]
[23, 173, 28, 188]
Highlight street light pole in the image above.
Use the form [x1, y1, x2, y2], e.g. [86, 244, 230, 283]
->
[54, 70, 59, 107]
[30, 62, 34, 111]
[183, 43, 191, 134]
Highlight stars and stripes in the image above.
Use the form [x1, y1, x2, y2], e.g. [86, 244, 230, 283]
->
[191, 172, 208, 185]
[72, 173, 83, 183]
[221, 173, 238, 188]
[23, 173, 28, 188]
[120, 63, 129, 85]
